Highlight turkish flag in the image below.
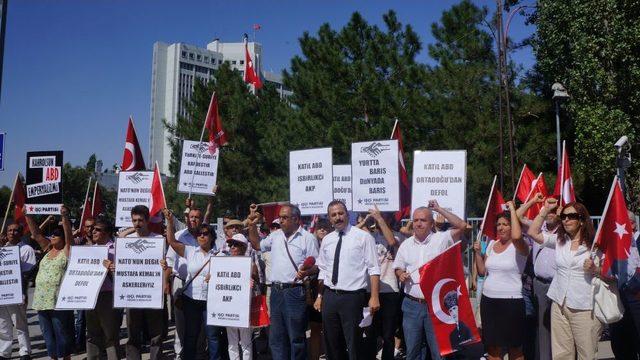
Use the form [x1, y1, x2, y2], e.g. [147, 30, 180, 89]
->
[594, 177, 632, 287]
[121, 117, 146, 171]
[419, 242, 480, 356]
[148, 162, 166, 233]
[204, 92, 228, 154]
[553, 141, 575, 206]
[258, 202, 287, 226]
[244, 41, 263, 89]
[92, 182, 104, 218]
[11, 174, 28, 234]
[479, 176, 507, 241]
[514, 164, 536, 203]
[524, 173, 549, 219]
[391, 120, 410, 222]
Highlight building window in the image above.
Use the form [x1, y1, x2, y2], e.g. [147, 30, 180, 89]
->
[232, 60, 237, 65]
[181, 51, 187, 58]
[204, 56, 209, 63]
[218, 60, 223, 65]
[189, 53, 194, 60]
[240, 60, 244, 65]
[197, 54, 202, 61]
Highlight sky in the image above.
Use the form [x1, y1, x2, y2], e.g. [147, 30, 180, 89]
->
[0, 0, 535, 187]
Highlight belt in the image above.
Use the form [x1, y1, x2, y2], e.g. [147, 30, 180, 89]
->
[534, 276, 553, 284]
[323, 286, 366, 295]
[269, 282, 303, 290]
[405, 294, 427, 304]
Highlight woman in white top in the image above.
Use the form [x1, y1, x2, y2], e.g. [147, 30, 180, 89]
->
[164, 209, 221, 360]
[474, 201, 529, 360]
[527, 199, 602, 360]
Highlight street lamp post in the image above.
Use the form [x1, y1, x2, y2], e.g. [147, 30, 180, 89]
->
[552, 82, 569, 168]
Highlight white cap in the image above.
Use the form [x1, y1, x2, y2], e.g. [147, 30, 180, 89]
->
[229, 233, 248, 245]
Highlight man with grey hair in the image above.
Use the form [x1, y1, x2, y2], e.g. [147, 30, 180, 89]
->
[610, 210, 640, 359]
[247, 203, 319, 360]
[393, 200, 467, 360]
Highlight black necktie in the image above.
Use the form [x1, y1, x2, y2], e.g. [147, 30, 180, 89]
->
[332, 231, 344, 285]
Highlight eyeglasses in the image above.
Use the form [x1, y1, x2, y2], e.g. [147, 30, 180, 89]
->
[92, 227, 105, 233]
[560, 213, 582, 221]
[198, 231, 210, 237]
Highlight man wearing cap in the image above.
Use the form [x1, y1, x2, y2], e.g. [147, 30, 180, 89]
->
[314, 200, 381, 360]
[0, 223, 36, 360]
[248, 203, 318, 360]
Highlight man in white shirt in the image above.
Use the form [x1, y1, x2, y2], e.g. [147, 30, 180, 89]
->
[247, 204, 318, 360]
[392, 201, 467, 360]
[0, 223, 36, 360]
[610, 210, 640, 360]
[314, 200, 381, 360]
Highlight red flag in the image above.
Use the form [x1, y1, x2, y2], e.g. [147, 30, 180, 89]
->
[553, 141, 575, 206]
[252, 24, 262, 30]
[524, 173, 549, 219]
[308, 214, 319, 233]
[514, 164, 536, 203]
[419, 242, 481, 356]
[204, 92, 228, 154]
[594, 177, 632, 286]
[391, 120, 410, 222]
[12, 174, 28, 234]
[244, 40, 263, 89]
[121, 117, 146, 171]
[259, 202, 287, 226]
[148, 162, 166, 234]
[479, 176, 507, 241]
[92, 182, 104, 218]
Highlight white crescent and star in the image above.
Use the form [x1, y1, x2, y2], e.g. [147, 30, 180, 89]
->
[431, 278, 456, 325]
[614, 222, 629, 239]
[124, 142, 136, 171]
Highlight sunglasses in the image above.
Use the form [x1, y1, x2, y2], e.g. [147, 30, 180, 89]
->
[198, 231, 211, 237]
[560, 213, 582, 221]
[92, 227, 105, 233]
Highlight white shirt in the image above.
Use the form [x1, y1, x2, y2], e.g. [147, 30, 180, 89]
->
[482, 241, 527, 299]
[373, 231, 403, 293]
[166, 229, 198, 281]
[183, 245, 215, 301]
[626, 231, 640, 282]
[318, 224, 380, 291]
[260, 226, 319, 284]
[14, 240, 37, 273]
[542, 233, 594, 310]
[393, 231, 454, 299]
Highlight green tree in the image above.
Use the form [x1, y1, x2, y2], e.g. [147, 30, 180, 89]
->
[529, 0, 640, 211]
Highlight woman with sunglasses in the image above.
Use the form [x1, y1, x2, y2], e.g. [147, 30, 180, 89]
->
[474, 201, 529, 360]
[163, 208, 221, 360]
[527, 198, 602, 360]
[24, 206, 73, 360]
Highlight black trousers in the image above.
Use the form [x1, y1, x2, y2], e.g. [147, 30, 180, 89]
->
[126, 308, 165, 360]
[321, 289, 367, 360]
[363, 292, 401, 360]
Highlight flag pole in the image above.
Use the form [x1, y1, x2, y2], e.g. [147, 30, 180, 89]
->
[390, 118, 399, 140]
[523, 172, 543, 204]
[79, 177, 92, 232]
[591, 176, 618, 252]
[188, 92, 215, 198]
[513, 164, 526, 201]
[476, 175, 498, 243]
[560, 140, 566, 206]
[156, 161, 167, 211]
[91, 181, 99, 216]
[1, 172, 19, 234]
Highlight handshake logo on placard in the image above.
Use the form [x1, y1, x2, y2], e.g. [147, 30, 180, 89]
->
[126, 172, 149, 184]
[0, 248, 8, 261]
[361, 142, 390, 157]
[126, 239, 155, 254]
[190, 142, 209, 153]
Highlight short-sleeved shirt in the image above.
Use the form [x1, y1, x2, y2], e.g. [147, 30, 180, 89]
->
[166, 229, 198, 281]
[183, 245, 216, 301]
[373, 231, 403, 293]
[393, 230, 454, 299]
[260, 226, 319, 284]
[32, 251, 68, 311]
[9, 240, 37, 273]
[100, 240, 116, 292]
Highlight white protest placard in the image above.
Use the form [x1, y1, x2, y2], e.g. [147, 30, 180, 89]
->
[114, 237, 165, 309]
[289, 148, 333, 215]
[0, 246, 23, 306]
[351, 140, 399, 212]
[56, 246, 108, 310]
[411, 150, 467, 219]
[115, 171, 153, 227]
[333, 165, 352, 211]
[177, 140, 220, 195]
[206, 256, 252, 328]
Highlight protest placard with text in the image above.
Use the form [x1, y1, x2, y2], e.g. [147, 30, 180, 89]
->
[115, 171, 153, 227]
[25, 151, 63, 214]
[177, 140, 219, 195]
[114, 237, 165, 309]
[289, 148, 333, 215]
[56, 246, 108, 310]
[333, 165, 352, 211]
[206, 256, 252, 328]
[411, 150, 466, 219]
[351, 140, 399, 212]
[0, 246, 23, 306]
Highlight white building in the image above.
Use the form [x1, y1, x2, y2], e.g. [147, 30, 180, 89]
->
[149, 38, 289, 174]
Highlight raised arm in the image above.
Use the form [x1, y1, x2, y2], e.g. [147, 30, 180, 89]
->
[369, 206, 397, 248]
[473, 239, 487, 276]
[60, 206, 72, 257]
[516, 193, 543, 221]
[163, 208, 185, 258]
[246, 204, 262, 251]
[527, 198, 558, 244]
[24, 206, 51, 251]
[507, 201, 529, 256]
[429, 200, 468, 241]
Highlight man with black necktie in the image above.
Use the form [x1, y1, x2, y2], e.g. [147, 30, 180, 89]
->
[314, 200, 381, 360]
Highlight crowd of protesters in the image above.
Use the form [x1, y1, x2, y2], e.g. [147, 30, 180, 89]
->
[1, 191, 639, 360]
